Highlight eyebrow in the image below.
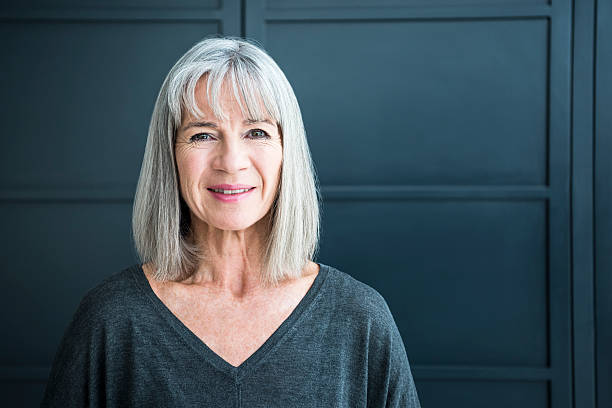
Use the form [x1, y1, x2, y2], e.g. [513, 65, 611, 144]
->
[181, 118, 275, 131]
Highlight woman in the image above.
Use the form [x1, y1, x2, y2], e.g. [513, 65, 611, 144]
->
[41, 36, 421, 407]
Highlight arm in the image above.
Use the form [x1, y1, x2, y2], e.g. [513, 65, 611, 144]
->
[367, 297, 421, 408]
[383, 323, 421, 408]
[40, 297, 103, 408]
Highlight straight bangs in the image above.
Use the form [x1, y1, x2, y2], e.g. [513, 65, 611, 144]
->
[168, 59, 282, 139]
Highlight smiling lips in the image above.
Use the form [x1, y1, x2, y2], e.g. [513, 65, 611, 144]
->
[207, 184, 256, 202]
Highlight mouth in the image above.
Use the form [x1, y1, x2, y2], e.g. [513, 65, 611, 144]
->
[206, 187, 256, 195]
[206, 186, 256, 202]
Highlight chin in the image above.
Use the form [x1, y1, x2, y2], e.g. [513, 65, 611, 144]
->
[209, 219, 257, 232]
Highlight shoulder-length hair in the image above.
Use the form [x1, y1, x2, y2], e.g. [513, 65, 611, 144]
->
[132, 36, 321, 287]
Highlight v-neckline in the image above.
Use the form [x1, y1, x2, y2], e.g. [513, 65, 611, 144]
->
[131, 262, 329, 381]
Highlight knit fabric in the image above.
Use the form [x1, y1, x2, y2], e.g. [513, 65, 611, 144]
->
[41, 262, 421, 407]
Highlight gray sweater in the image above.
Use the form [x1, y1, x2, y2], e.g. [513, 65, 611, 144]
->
[41, 262, 421, 407]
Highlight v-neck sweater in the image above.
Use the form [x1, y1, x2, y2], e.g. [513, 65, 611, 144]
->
[40, 262, 421, 407]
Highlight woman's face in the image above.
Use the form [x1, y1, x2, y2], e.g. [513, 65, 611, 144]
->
[174, 77, 283, 233]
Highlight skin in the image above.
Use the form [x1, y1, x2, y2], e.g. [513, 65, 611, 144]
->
[173, 75, 284, 298]
[142, 76, 319, 367]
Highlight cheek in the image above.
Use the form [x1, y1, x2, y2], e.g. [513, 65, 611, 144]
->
[262, 150, 282, 185]
[176, 150, 208, 190]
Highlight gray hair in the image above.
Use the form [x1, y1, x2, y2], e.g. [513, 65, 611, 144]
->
[131, 36, 321, 287]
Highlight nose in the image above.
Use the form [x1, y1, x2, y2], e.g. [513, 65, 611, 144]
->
[211, 136, 250, 174]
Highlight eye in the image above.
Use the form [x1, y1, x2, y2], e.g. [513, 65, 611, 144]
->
[189, 133, 214, 143]
[248, 129, 270, 139]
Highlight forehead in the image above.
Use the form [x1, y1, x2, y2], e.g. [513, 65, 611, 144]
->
[181, 74, 274, 125]
[193, 76, 231, 109]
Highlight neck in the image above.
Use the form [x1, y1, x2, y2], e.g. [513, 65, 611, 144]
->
[182, 214, 271, 298]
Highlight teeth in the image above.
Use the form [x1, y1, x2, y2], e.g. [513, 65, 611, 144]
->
[211, 188, 251, 194]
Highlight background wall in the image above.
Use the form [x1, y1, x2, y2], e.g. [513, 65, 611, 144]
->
[0, 0, 608, 407]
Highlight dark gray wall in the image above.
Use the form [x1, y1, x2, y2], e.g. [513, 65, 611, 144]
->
[595, 0, 612, 407]
[0, 1, 607, 407]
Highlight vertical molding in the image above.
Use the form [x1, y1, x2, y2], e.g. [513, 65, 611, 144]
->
[595, 0, 612, 406]
[244, 0, 266, 45]
[571, 0, 597, 407]
[220, 0, 242, 36]
[548, 0, 574, 407]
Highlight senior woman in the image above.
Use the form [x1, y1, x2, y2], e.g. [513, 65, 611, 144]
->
[41, 36, 421, 407]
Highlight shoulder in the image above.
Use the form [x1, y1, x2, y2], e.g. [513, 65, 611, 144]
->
[318, 264, 421, 407]
[42, 265, 144, 406]
[319, 263, 397, 331]
[71, 264, 142, 328]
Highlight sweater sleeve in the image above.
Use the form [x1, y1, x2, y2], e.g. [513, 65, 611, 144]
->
[40, 294, 106, 408]
[366, 294, 421, 408]
[384, 322, 421, 408]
